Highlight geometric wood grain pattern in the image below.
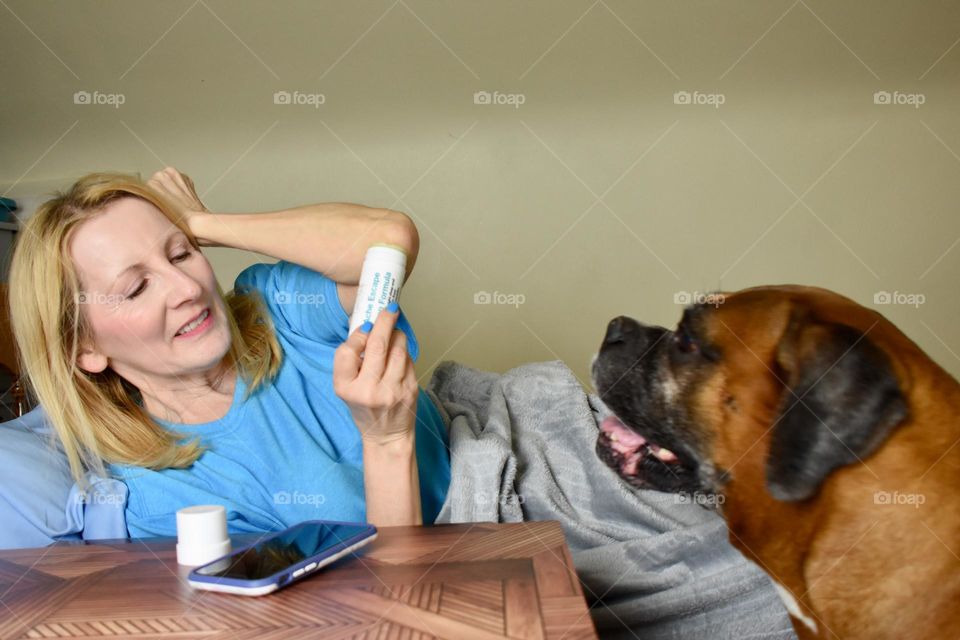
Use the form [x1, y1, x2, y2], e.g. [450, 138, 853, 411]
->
[0, 521, 598, 639]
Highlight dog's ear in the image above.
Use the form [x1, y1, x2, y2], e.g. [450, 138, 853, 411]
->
[765, 312, 908, 502]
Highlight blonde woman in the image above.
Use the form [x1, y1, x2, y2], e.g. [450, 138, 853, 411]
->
[9, 167, 451, 537]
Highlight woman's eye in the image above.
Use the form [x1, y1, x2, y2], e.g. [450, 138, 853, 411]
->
[125, 253, 191, 300]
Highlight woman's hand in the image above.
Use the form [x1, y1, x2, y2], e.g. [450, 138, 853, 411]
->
[146, 167, 212, 244]
[333, 304, 419, 445]
[338, 304, 424, 526]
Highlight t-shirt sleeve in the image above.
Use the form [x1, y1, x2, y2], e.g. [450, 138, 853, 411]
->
[233, 260, 420, 361]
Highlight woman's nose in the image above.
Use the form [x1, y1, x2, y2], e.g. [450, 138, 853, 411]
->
[166, 266, 204, 304]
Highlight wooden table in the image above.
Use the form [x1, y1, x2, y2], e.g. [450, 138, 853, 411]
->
[0, 521, 598, 639]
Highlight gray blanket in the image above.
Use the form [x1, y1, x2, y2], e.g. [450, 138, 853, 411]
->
[426, 360, 797, 640]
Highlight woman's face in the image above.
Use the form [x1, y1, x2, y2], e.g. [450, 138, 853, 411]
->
[69, 197, 232, 386]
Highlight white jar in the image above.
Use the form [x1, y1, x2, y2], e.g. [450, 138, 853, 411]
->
[176, 505, 231, 566]
[348, 243, 407, 334]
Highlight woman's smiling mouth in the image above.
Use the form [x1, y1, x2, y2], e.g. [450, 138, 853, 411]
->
[175, 308, 211, 339]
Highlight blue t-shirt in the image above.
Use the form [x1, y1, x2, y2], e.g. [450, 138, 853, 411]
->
[110, 260, 451, 538]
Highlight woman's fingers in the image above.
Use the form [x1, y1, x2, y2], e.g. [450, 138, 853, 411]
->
[149, 167, 177, 190]
[333, 325, 368, 394]
[358, 306, 399, 381]
[147, 167, 208, 214]
[337, 306, 412, 416]
[402, 353, 419, 399]
[382, 329, 408, 384]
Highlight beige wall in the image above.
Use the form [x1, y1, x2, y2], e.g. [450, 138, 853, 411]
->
[2, 1, 959, 388]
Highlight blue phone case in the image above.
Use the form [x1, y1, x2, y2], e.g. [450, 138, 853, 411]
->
[187, 519, 378, 596]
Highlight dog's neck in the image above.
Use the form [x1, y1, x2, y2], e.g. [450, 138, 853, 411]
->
[721, 484, 824, 636]
[724, 408, 960, 640]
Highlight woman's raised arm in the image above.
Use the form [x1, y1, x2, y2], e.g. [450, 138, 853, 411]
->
[147, 167, 419, 286]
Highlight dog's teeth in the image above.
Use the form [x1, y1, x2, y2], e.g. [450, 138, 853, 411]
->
[609, 433, 618, 442]
[653, 447, 678, 462]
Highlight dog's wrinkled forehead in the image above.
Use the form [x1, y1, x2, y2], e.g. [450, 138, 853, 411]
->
[690, 289, 797, 367]
[701, 285, 888, 360]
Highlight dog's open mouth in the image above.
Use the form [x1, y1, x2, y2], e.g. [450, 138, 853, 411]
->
[599, 414, 681, 474]
[595, 412, 709, 495]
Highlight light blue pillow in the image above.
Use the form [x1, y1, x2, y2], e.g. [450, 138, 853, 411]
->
[0, 406, 129, 549]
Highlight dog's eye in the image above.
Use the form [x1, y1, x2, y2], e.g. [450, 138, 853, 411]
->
[674, 326, 699, 354]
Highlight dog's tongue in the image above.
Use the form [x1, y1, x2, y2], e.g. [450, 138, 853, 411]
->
[600, 415, 680, 464]
[600, 415, 647, 452]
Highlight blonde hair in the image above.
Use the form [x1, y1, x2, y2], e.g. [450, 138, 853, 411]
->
[8, 172, 283, 487]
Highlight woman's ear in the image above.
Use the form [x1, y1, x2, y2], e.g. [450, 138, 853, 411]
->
[76, 345, 108, 374]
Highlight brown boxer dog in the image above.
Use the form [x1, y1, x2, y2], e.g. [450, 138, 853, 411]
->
[591, 285, 960, 640]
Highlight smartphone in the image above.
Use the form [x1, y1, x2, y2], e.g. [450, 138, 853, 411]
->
[187, 520, 378, 596]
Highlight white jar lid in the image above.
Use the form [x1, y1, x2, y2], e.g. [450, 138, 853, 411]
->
[176, 505, 231, 566]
